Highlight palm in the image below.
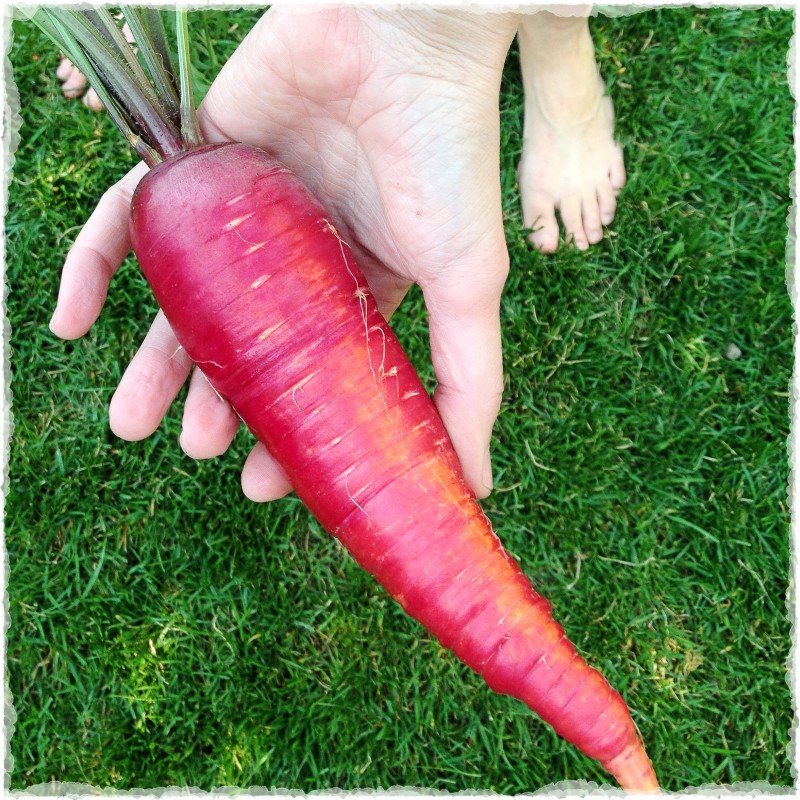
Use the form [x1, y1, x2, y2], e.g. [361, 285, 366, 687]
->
[200, 7, 509, 318]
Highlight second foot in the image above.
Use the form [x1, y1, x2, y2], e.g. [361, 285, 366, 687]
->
[518, 78, 626, 253]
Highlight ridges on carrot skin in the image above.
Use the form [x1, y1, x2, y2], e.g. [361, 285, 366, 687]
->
[129, 142, 658, 792]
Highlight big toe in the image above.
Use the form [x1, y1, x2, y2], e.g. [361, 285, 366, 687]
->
[519, 180, 560, 251]
[526, 202, 560, 253]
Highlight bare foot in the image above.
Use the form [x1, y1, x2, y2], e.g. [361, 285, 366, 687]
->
[517, 10, 625, 252]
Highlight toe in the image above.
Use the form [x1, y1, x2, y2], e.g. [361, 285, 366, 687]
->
[84, 87, 105, 112]
[60, 67, 88, 98]
[609, 144, 627, 192]
[56, 57, 74, 81]
[581, 193, 604, 245]
[597, 178, 618, 227]
[521, 191, 560, 253]
[560, 195, 589, 251]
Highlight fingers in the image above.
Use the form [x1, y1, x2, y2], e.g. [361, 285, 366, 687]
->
[108, 311, 286, 501]
[109, 312, 242, 459]
[423, 249, 509, 499]
[109, 310, 193, 441]
[180, 368, 241, 459]
[241, 443, 294, 502]
[50, 161, 148, 340]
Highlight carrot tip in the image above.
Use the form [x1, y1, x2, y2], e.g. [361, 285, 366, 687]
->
[604, 741, 660, 794]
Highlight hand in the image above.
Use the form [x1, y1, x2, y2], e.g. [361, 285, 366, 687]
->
[49, 7, 518, 502]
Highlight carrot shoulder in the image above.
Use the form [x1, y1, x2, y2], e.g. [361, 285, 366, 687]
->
[130, 142, 658, 792]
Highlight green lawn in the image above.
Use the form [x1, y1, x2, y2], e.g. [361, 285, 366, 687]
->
[5, 6, 794, 794]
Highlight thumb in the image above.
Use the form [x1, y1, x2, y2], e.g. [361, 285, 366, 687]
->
[422, 248, 509, 499]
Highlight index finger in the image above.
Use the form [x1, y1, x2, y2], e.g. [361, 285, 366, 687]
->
[49, 160, 149, 340]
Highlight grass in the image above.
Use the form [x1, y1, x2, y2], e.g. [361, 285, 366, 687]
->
[5, 5, 795, 794]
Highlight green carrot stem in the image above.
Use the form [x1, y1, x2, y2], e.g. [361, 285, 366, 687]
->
[86, 9, 144, 83]
[119, 5, 180, 124]
[141, 8, 180, 95]
[175, 7, 204, 148]
[51, 9, 183, 158]
[38, 12, 161, 166]
[31, 6, 204, 165]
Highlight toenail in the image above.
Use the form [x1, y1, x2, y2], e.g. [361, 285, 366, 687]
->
[530, 234, 556, 253]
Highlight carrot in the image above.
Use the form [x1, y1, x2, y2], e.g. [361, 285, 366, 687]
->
[35, 9, 659, 791]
